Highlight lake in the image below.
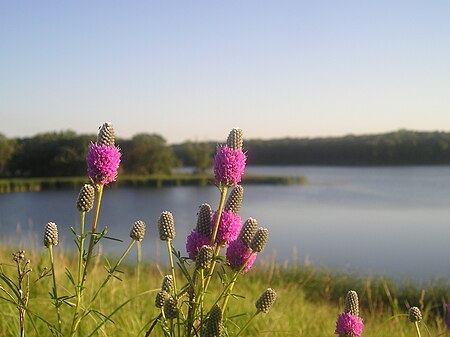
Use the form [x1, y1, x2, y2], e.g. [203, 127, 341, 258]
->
[1, 165, 449, 283]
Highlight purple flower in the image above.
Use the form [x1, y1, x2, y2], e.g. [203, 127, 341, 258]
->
[335, 312, 364, 337]
[226, 239, 257, 273]
[87, 143, 121, 185]
[212, 209, 241, 246]
[186, 229, 210, 259]
[213, 145, 246, 187]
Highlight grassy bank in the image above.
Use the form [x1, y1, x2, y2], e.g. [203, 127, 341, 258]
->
[0, 246, 448, 336]
[0, 173, 306, 193]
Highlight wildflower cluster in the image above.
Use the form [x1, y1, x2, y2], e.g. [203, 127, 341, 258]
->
[150, 127, 276, 336]
[0, 123, 275, 337]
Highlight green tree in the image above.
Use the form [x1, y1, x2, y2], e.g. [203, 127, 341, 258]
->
[121, 133, 178, 174]
[183, 141, 213, 173]
[0, 133, 15, 176]
[9, 131, 94, 177]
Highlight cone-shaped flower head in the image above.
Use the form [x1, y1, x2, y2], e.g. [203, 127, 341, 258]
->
[226, 239, 257, 273]
[44, 222, 58, 247]
[196, 203, 213, 236]
[155, 290, 168, 308]
[87, 143, 121, 186]
[158, 211, 175, 241]
[76, 183, 95, 212]
[163, 297, 178, 319]
[344, 290, 360, 317]
[211, 209, 241, 246]
[250, 227, 269, 252]
[161, 275, 174, 294]
[97, 121, 116, 146]
[196, 245, 214, 270]
[186, 229, 211, 259]
[256, 288, 277, 313]
[409, 306, 422, 322]
[226, 128, 244, 151]
[335, 312, 364, 337]
[205, 304, 223, 337]
[213, 145, 246, 187]
[224, 185, 244, 214]
[238, 217, 258, 248]
[129, 220, 146, 242]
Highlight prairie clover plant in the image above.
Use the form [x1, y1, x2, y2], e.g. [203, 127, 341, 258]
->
[146, 128, 276, 337]
[0, 124, 276, 336]
[335, 290, 364, 337]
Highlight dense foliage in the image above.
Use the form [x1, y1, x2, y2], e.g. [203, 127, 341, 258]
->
[0, 131, 177, 177]
[2, 129, 450, 177]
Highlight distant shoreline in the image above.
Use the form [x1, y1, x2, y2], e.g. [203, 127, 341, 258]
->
[0, 173, 307, 193]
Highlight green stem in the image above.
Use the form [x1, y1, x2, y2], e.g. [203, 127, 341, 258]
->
[203, 245, 222, 294]
[186, 272, 198, 337]
[84, 184, 104, 269]
[48, 244, 62, 332]
[69, 211, 86, 337]
[211, 252, 256, 313]
[90, 240, 136, 304]
[414, 321, 422, 337]
[210, 186, 228, 246]
[166, 240, 178, 295]
[234, 311, 259, 337]
[221, 281, 235, 314]
[137, 241, 142, 293]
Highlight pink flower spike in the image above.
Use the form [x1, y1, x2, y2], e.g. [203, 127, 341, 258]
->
[186, 229, 211, 259]
[226, 239, 257, 273]
[335, 312, 364, 337]
[211, 209, 241, 246]
[87, 143, 121, 186]
[213, 145, 246, 187]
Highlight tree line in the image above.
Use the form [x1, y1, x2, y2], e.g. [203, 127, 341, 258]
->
[1, 129, 450, 177]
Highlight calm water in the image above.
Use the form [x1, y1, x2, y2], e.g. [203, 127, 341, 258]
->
[1, 166, 449, 282]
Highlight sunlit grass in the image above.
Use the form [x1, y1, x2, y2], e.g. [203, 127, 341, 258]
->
[0, 246, 448, 336]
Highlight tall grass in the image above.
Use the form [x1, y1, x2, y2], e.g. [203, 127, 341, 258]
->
[0, 246, 449, 336]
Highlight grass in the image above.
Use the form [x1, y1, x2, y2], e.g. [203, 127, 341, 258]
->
[0, 246, 449, 337]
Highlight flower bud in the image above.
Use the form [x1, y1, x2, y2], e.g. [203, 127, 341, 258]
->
[205, 304, 223, 337]
[158, 211, 176, 241]
[97, 122, 115, 146]
[255, 288, 277, 313]
[344, 290, 360, 317]
[129, 220, 146, 242]
[155, 290, 168, 308]
[409, 306, 422, 322]
[226, 128, 243, 151]
[196, 245, 214, 270]
[76, 184, 95, 212]
[250, 227, 269, 252]
[224, 185, 244, 214]
[161, 275, 174, 294]
[44, 222, 59, 247]
[238, 218, 258, 248]
[164, 297, 178, 319]
[196, 203, 212, 236]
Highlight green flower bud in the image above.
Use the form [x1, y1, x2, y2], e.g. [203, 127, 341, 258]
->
[224, 185, 244, 214]
[76, 183, 95, 212]
[158, 211, 176, 241]
[129, 220, 146, 242]
[44, 222, 59, 247]
[255, 288, 277, 313]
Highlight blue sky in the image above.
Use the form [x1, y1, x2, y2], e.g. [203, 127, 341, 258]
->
[1, 1, 449, 143]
